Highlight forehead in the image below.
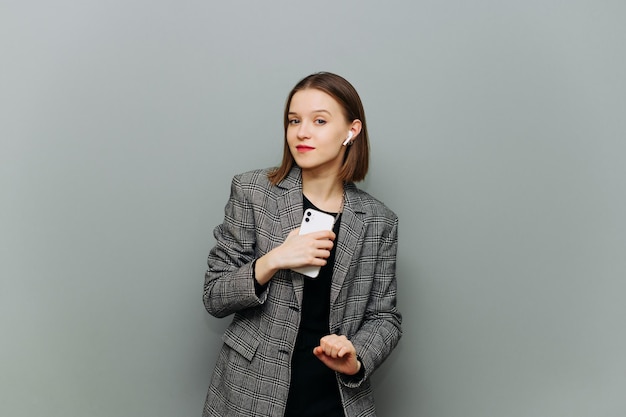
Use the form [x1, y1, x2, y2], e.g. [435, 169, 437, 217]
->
[289, 88, 342, 114]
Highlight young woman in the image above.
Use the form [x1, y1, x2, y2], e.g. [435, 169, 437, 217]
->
[203, 72, 402, 417]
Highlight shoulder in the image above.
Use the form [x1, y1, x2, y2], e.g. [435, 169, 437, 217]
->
[231, 166, 301, 193]
[229, 168, 278, 194]
[232, 168, 275, 187]
[228, 168, 283, 204]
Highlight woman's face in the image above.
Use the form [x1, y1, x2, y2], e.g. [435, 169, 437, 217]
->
[286, 88, 357, 177]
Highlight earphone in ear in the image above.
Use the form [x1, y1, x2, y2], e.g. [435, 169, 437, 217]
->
[342, 131, 354, 146]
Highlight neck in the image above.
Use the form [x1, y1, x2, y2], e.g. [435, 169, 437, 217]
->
[302, 173, 344, 213]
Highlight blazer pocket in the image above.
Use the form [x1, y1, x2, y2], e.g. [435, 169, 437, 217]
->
[222, 323, 260, 362]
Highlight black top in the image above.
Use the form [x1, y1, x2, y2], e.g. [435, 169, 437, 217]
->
[284, 196, 345, 417]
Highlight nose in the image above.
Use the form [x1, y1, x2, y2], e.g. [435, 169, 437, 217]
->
[296, 121, 311, 139]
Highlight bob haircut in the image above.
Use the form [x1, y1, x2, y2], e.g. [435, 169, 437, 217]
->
[268, 72, 370, 185]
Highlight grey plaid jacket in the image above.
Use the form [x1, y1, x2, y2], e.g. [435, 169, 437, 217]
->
[202, 166, 402, 417]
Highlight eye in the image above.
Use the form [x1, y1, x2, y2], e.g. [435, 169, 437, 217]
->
[314, 119, 326, 125]
[288, 118, 300, 125]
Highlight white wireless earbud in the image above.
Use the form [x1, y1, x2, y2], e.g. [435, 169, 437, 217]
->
[342, 131, 354, 146]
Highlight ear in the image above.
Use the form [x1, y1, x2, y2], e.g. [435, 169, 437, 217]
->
[348, 120, 363, 142]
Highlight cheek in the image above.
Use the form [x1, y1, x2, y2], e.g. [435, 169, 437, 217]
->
[285, 125, 298, 140]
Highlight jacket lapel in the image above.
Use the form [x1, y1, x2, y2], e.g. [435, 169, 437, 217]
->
[331, 182, 365, 306]
[276, 167, 305, 305]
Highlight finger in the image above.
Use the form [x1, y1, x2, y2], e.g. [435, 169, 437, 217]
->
[323, 336, 352, 357]
[337, 345, 352, 358]
[320, 334, 339, 346]
[321, 342, 332, 356]
[314, 249, 331, 260]
[314, 345, 333, 361]
[322, 341, 336, 358]
[309, 230, 336, 241]
[318, 240, 335, 250]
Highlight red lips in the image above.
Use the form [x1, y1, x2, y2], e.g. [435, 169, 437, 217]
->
[296, 145, 315, 152]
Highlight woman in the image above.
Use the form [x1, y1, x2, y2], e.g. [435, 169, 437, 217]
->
[203, 72, 402, 416]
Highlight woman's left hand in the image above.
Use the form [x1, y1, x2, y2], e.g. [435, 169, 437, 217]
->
[313, 334, 361, 375]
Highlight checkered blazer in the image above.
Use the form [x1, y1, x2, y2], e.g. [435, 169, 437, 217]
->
[203, 166, 402, 417]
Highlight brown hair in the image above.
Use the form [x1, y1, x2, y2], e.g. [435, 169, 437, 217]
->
[268, 72, 370, 184]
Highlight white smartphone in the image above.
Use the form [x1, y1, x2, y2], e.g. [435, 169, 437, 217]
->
[291, 208, 335, 278]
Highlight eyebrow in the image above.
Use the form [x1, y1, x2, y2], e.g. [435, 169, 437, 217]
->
[288, 109, 332, 116]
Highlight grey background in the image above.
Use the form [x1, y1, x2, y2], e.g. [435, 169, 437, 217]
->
[2, 1, 625, 416]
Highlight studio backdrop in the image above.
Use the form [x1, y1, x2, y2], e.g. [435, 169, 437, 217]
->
[2, 1, 625, 416]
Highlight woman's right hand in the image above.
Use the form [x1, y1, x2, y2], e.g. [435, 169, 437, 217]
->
[254, 228, 335, 285]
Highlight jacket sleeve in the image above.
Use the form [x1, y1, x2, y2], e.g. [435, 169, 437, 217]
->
[203, 174, 267, 318]
[340, 216, 402, 387]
